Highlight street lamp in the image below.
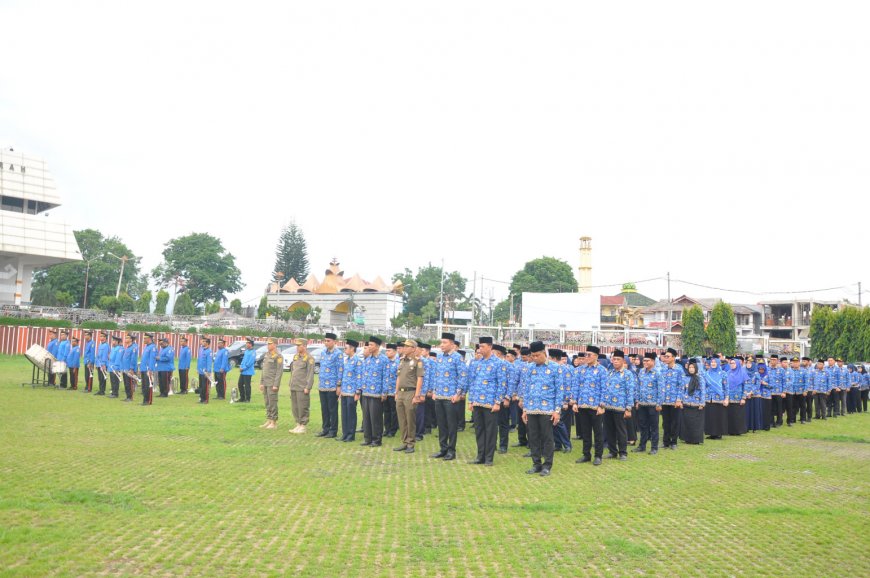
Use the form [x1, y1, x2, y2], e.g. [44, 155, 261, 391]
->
[106, 252, 128, 298]
[81, 255, 102, 309]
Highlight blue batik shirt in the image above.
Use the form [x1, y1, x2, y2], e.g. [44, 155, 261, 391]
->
[636, 367, 663, 407]
[431, 351, 467, 399]
[521, 361, 564, 414]
[467, 355, 508, 407]
[318, 347, 343, 391]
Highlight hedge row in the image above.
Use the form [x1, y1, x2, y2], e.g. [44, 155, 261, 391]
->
[0, 317, 73, 328]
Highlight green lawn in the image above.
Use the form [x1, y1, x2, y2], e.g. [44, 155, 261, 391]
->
[1, 355, 868, 577]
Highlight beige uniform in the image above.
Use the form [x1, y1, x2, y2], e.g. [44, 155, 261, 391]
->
[289, 353, 315, 426]
[396, 355, 424, 447]
[261, 350, 284, 421]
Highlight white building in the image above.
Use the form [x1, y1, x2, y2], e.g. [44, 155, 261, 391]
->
[265, 260, 404, 331]
[0, 148, 81, 305]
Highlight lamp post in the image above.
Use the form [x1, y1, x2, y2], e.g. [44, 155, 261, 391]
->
[106, 252, 128, 298]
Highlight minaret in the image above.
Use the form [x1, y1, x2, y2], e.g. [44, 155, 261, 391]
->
[578, 236, 592, 293]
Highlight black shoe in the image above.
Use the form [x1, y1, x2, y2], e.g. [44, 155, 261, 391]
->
[526, 467, 543, 475]
[315, 431, 327, 437]
[122, 398, 131, 402]
[415, 436, 424, 441]
[669, 445, 677, 450]
[606, 453, 618, 459]
[467, 459, 484, 465]
[404, 447, 415, 454]
[141, 402, 150, 406]
[593, 457, 602, 466]
[497, 448, 507, 454]
[198, 400, 207, 404]
[393, 446, 408, 452]
[360, 441, 372, 447]
[649, 449, 658, 455]
[483, 462, 493, 467]
[325, 433, 336, 438]
[618, 455, 627, 461]
[539, 468, 551, 477]
[576, 456, 591, 464]
[336, 436, 346, 442]
[522, 452, 532, 458]
[511, 442, 527, 448]
[632, 446, 646, 453]
[108, 394, 118, 398]
[430, 452, 447, 459]
[343, 437, 355, 442]
[443, 453, 455, 461]
[370, 442, 382, 447]
[95, 392, 105, 396]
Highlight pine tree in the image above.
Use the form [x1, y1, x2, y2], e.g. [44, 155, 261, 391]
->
[173, 293, 195, 316]
[681, 305, 706, 356]
[273, 221, 310, 283]
[706, 301, 737, 356]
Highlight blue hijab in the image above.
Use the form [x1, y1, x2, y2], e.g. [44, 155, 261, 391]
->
[706, 358, 727, 388]
[728, 358, 748, 389]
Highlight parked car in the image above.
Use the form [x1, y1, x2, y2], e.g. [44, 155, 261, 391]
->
[283, 343, 327, 372]
[254, 343, 295, 369]
[227, 340, 266, 367]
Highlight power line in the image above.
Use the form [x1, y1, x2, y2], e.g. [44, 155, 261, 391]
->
[669, 278, 856, 296]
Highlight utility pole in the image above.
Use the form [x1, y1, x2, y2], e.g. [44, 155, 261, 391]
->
[439, 258, 445, 324]
[667, 271, 672, 333]
[859, 281, 862, 307]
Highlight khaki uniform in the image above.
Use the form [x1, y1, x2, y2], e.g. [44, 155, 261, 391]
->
[289, 352, 316, 426]
[261, 350, 284, 421]
[396, 355, 424, 447]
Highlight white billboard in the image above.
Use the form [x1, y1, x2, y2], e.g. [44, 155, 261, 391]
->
[521, 292, 601, 330]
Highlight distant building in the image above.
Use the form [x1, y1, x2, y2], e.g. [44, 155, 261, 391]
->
[265, 259, 403, 330]
[642, 295, 762, 336]
[0, 148, 82, 305]
[600, 283, 657, 327]
[758, 299, 842, 341]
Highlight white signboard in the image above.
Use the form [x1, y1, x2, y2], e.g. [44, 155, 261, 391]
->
[521, 292, 601, 330]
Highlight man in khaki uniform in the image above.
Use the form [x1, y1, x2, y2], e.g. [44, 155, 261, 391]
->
[289, 338, 316, 434]
[394, 339, 424, 453]
[259, 338, 284, 430]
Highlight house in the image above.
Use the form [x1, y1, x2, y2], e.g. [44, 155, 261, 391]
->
[642, 295, 761, 336]
[600, 283, 657, 327]
[758, 299, 842, 341]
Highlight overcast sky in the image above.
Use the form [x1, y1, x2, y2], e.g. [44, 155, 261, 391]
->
[2, 1, 868, 309]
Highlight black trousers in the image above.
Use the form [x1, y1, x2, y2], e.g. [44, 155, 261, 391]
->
[425, 397, 437, 429]
[816, 393, 828, 419]
[319, 390, 339, 435]
[513, 400, 528, 445]
[199, 374, 209, 403]
[771, 396, 784, 425]
[84, 365, 93, 391]
[215, 371, 226, 399]
[179, 369, 189, 393]
[603, 409, 628, 457]
[838, 389, 848, 415]
[415, 402, 426, 437]
[472, 405, 498, 463]
[238, 374, 252, 401]
[123, 374, 133, 400]
[341, 395, 358, 439]
[497, 401, 511, 450]
[59, 371, 68, 388]
[526, 413, 555, 469]
[110, 372, 120, 396]
[661, 405, 681, 448]
[97, 366, 107, 393]
[361, 396, 383, 444]
[158, 371, 170, 396]
[141, 372, 152, 405]
[800, 393, 813, 422]
[785, 393, 797, 424]
[383, 396, 398, 435]
[636, 405, 660, 450]
[455, 397, 466, 430]
[434, 398, 458, 455]
[577, 407, 604, 459]
[847, 388, 859, 413]
[860, 390, 869, 412]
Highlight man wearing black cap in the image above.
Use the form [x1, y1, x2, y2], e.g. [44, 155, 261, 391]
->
[601, 349, 634, 460]
[415, 342, 433, 441]
[237, 338, 257, 403]
[394, 339, 424, 453]
[466, 337, 507, 465]
[358, 336, 388, 446]
[82, 331, 95, 393]
[156, 337, 175, 397]
[572, 345, 607, 465]
[512, 346, 531, 449]
[430, 333, 466, 461]
[799, 356, 813, 423]
[339, 339, 361, 441]
[634, 352, 662, 455]
[95, 331, 110, 396]
[316, 333, 343, 438]
[383, 344, 400, 438]
[121, 334, 138, 402]
[140, 333, 156, 405]
[177, 337, 191, 394]
[659, 348, 685, 449]
[520, 341, 564, 476]
[108, 335, 123, 398]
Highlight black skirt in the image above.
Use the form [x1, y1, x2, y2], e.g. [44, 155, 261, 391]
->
[680, 406, 705, 444]
[727, 403, 747, 435]
[704, 403, 728, 437]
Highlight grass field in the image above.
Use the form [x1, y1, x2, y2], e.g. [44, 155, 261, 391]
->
[1, 355, 868, 577]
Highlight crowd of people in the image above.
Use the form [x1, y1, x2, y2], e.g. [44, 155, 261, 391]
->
[40, 328, 869, 477]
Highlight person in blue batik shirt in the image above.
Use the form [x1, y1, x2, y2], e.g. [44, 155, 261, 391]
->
[601, 349, 635, 460]
[155, 337, 175, 397]
[316, 332, 343, 438]
[857, 364, 868, 413]
[725, 357, 748, 435]
[466, 337, 507, 466]
[46, 329, 59, 386]
[659, 348, 686, 450]
[750, 362, 771, 431]
[429, 333, 466, 462]
[338, 339, 362, 442]
[520, 341, 564, 477]
[679, 359, 706, 445]
[571, 345, 607, 465]
[633, 351, 662, 455]
[703, 356, 728, 440]
[213, 339, 230, 400]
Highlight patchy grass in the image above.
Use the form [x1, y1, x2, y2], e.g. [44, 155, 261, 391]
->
[1, 355, 869, 577]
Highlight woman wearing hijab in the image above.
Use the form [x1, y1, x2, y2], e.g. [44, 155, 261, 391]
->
[703, 357, 728, 439]
[726, 357, 748, 435]
[857, 364, 868, 413]
[750, 362, 772, 431]
[679, 359, 706, 444]
[847, 364, 860, 414]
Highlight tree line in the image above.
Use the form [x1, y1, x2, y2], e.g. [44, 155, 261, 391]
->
[809, 306, 870, 362]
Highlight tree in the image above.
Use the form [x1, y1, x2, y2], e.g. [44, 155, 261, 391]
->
[508, 257, 578, 307]
[706, 301, 737, 356]
[230, 299, 242, 315]
[97, 296, 121, 315]
[273, 221, 310, 283]
[154, 290, 170, 315]
[809, 307, 834, 358]
[31, 229, 146, 307]
[135, 290, 152, 313]
[289, 304, 312, 321]
[117, 292, 135, 313]
[204, 302, 221, 315]
[152, 233, 244, 307]
[392, 265, 467, 321]
[257, 296, 269, 319]
[681, 305, 706, 357]
[173, 293, 195, 316]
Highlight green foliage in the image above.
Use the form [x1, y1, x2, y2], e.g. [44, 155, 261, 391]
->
[173, 293, 195, 316]
[509, 257, 578, 306]
[96, 296, 121, 315]
[257, 296, 269, 319]
[0, 317, 72, 328]
[681, 305, 706, 356]
[810, 305, 870, 361]
[492, 299, 512, 325]
[204, 302, 221, 315]
[154, 290, 170, 315]
[273, 221, 310, 283]
[31, 229, 146, 307]
[706, 301, 737, 356]
[117, 293, 135, 313]
[289, 303, 311, 321]
[392, 265, 467, 321]
[80, 321, 118, 330]
[229, 299, 242, 315]
[152, 233, 244, 307]
[135, 290, 152, 313]
[125, 323, 172, 333]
